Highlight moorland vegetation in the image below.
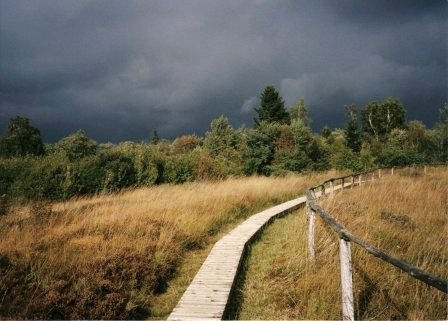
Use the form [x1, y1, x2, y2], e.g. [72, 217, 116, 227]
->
[0, 86, 446, 203]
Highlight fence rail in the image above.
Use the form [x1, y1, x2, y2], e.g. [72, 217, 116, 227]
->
[305, 164, 448, 321]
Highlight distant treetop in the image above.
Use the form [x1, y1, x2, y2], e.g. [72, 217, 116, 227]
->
[254, 85, 289, 126]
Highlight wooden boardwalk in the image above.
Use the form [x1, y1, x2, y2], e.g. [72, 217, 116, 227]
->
[167, 196, 306, 320]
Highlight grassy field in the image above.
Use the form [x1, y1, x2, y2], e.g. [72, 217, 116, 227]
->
[0, 172, 334, 319]
[238, 167, 447, 320]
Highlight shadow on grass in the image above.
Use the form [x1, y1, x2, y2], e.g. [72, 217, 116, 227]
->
[223, 205, 305, 319]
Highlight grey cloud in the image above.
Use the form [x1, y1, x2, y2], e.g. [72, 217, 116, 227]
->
[0, 0, 446, 142]
[241, 97, 257, 114]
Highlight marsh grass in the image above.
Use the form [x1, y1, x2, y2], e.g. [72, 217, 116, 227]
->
[0, 172, 333, 319]
[238, 167, 447, 320]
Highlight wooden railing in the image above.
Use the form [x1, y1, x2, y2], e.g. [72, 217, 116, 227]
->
[305, 165, 448, 321]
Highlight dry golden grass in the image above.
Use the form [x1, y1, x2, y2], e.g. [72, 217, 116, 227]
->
[0, 172, 334, 319]
[238, 167, 447, 320]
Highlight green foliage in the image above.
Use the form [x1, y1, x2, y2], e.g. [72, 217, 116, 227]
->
[289, 98, 310, 127]
[254, 86, 289, 126]
[377, 148, 424, 167]
[334, 146, 363, 172]
[204, 115, 237, 156]
[321, 126, 332, 139]
[308, 138, 331, 171]
[344, 104, 361, 153]
[150, 130, 160, 144]
[162, 154, 195, 183]
[433, 105, 448, 162]
[101, 152, 137, 191]
[55, 130, 97, 161]
[0, 97, 444, 203]
[63, 156, 105, 197]
[290, 119, 312, 149]
[133, 145, 158, 186]
[0, 158, 33, 197]
[243, 124, 277, 175]
[171, 135, 202, 154]
[361, 97, 406, 141]
[270, 149, 310, 175]
[0, 116, 45, 157]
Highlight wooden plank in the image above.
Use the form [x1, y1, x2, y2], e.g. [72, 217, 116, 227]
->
[306, 200, 315, 263]
[167, 195, 307, 320]
[339, 238, 354, 321]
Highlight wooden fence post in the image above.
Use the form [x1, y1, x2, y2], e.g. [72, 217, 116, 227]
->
[339, 238, 354, 321]
[351, 176, 354, 189]
[342, 177, 345, 189]
[378, 168, 381, 179]
[358, 174, 362, 186]
[330, 180, 334, 196]
[424, 166, 427, 175]
[306, 199, 315, 263]
[391, 167, 394, 175]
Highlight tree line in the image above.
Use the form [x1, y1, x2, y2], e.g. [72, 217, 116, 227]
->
[1, 85, 447, 202]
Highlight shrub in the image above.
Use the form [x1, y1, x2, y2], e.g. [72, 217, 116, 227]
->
[162, 155, 195, 184]
[377, 148, 424, 167]
[171, 135, 202, 154]
[62, 156, 105, 197]
[55, 130, 97, 161]
[100, 152, 137, 191]
[133, 145, 159, 186]
[270, 149, 310, 174]
[9, 156, 66, 200]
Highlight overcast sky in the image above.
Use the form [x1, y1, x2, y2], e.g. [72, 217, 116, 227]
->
[0, 0, 446, 143]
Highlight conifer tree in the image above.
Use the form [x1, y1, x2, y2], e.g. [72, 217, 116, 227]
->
[344, 104, 361, 153]
[254, 85, 289, 126]
[150, 130, 159, 144]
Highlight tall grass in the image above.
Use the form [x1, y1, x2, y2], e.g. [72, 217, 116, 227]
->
[238, 167, 447, 320]
[0, 172, 333, 319]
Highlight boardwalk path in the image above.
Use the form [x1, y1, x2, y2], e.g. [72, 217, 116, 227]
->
[168, 196, 307, 320]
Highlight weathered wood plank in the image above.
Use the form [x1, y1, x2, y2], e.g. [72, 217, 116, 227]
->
[339, 238, 354, 321]
[167, 196, 306, 320]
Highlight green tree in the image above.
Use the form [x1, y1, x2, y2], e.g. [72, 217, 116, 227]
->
[204, 115, 237, 156]
[289, 98, 310, 127]
[361, 97, 406, 141]
[433, 104, 448, 162]
[344, 104, 361, 153]
[150, 130, 159, 144]
[55, 130, 97, 161]
[171, 135, 202, 154]
[254, 85, 289, 126]
[0, 116, 45, 157]
[321, 125, 332, 139]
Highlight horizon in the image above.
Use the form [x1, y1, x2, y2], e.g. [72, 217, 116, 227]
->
[1, 0, 446, 143]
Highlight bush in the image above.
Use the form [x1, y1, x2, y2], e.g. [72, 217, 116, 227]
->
[133, 145, 159, 186]
[270, 149, 310, 174]
[162, 155, 195, 184]
[171, 135, 202, 154]
[9, 156, 66, 200]
[55, 130, 97, 161]
[334, 147, 363, 172]
[62, 156, 105, 197]
[0, 158, 31, 196]
[377, 148, 424, 167]
[242, 126, 277, 175]
[100, 152, 137, 191]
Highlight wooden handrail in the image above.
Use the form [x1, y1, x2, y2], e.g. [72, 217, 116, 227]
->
[307, 191, 448, 293]
[305, 164, 448, 320]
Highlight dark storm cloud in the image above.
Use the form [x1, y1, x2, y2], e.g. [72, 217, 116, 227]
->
[0, 0, 446, 142]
